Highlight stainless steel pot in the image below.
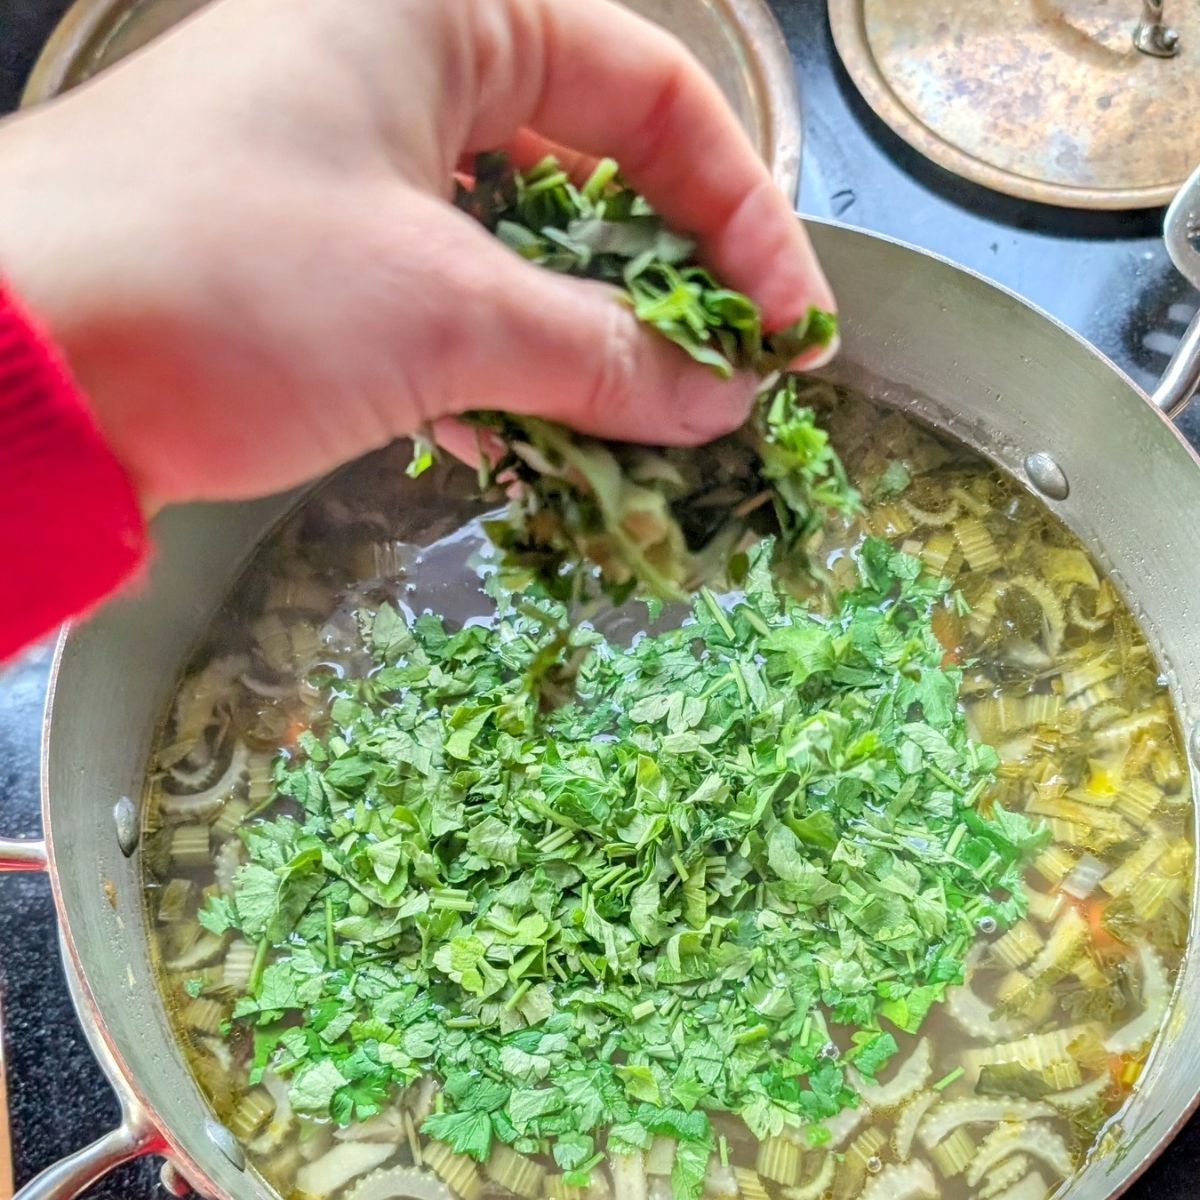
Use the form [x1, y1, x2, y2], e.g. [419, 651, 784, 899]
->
[5, 198, 1200, 1200]
[18, 0, 803, 203]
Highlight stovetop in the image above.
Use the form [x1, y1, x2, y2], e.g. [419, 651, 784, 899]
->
[2, 1, 1200, 1197]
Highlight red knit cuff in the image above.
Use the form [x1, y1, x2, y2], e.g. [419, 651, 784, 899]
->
[0, 282, 148, 661]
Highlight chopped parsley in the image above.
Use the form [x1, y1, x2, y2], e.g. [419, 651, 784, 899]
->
[203, 539, 1043, 1198]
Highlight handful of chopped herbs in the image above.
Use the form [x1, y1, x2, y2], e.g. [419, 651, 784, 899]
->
[458, 153, 836, 379]
[471, 374, 858, 605]
[201, 539, 1044, 1200]
[416, 153, 855, 603]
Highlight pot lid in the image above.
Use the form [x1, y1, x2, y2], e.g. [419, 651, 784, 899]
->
[829, 0, 1200, 210]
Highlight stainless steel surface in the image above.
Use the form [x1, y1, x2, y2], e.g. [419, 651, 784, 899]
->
[158, 1162, 190, 1198]
[1, 900, 167, 1200]
[19, 0, 206, 98]
[620, 0, 802, 199]
[1135, 0, 1180, 56]
[18, 487, 299, 1200]
[1165, 164, 1200, 290]
[20, 0, 803, 201]
[828, 0, 1200, 209]
[0, 218, 1196, 1200]
[111, 799, 137, 859]
[202, 1125, 242, 1173]
[15, 1128, 156, 1200]
[1152, 311, 1200, 417]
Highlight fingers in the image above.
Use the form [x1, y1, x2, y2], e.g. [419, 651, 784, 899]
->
[496, 130, 601, 180]
[406, 207, 757, 445]
[455, 131, 599, 190]
[432, 416, 503, 469]
[497, 131, 835, 372]
[464, 0, 834, 330]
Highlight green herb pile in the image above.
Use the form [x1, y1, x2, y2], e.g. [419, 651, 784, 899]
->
[458, 153, 836, 379]
[415, 154, 856, 603]
[200, 539, 1044, 1198]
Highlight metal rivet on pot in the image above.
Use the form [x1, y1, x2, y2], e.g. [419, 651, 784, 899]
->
[160, 1162, 193, 1197]
[113, 796, 139, 858]
[1024, 452, 1070, 500]
[205, 1119, 246, 1171]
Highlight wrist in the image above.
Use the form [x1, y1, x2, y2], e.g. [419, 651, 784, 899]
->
[0, 111, 157, 515]
[0, 114, 70, 327]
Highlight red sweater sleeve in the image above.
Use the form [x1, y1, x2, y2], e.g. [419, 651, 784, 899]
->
[0, 283, 147, 661]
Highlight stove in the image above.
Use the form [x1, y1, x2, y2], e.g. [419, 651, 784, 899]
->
[2, 1, 1199, 1196]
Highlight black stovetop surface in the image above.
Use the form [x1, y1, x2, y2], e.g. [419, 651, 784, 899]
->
[2, 1, 1200, 1196]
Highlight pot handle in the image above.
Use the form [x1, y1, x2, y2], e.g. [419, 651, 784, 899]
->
[1154, 162, 1200, 417]
[1151, 310, 1200, 419]
[14, 1123, 164, 1200]
[1, 837, 170, 1199]
[0, 838, 48, 872]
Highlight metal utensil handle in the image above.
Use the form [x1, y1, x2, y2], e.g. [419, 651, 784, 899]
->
[0, 838, 47, 872]
[1135, 0, 1181, 56]
[13, 1123, 161, 1200]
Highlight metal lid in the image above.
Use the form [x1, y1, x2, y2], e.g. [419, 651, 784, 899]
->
[829, 0, 1200, 210]
[22, 0, 802, 201]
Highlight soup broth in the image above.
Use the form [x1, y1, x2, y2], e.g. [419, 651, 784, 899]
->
[141, 385, 1192, 1200]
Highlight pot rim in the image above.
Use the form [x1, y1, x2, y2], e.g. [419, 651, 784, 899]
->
[37, 626, 222, 1199]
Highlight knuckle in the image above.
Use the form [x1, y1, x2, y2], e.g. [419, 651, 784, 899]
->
[460, 0, 545, 138]
[621, 59, 691, 181]
[584, 304, 644, 426]
[364, 226, 500, 421]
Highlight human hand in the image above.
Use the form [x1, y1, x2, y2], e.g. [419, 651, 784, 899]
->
[0, 0, 834, 511]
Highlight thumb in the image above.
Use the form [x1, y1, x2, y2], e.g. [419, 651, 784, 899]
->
[409, 213, 758, 446]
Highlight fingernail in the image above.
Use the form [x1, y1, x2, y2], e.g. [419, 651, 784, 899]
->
[790, 331, 841, 373]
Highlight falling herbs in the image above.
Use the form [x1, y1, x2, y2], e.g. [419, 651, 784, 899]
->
[410, 152, 854, 603]
[470, 375, 858, 605]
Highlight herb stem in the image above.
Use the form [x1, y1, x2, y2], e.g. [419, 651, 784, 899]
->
[247, 938, 269, 994]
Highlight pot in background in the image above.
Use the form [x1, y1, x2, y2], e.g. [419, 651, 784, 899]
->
[18, 0, 803, 201]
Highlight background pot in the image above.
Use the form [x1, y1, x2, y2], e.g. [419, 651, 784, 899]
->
[15, 0, 803, 202]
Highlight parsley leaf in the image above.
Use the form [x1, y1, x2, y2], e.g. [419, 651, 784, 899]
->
[421, 1110, 493, 1161]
